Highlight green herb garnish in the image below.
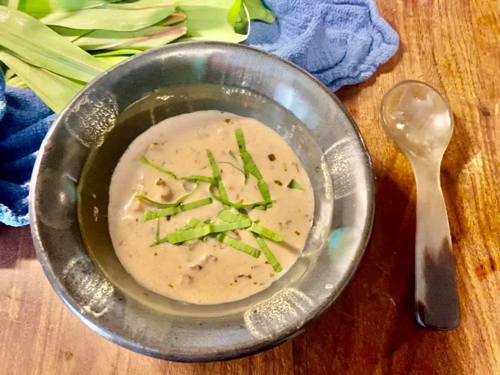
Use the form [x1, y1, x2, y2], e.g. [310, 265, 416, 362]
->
[229, 150, 238, 162]
[219, 161, 245, 176]
[140, 156, 215, 184]
[209, 185, 273, 210]
[235, 128, 272, 207]
[253, 234, 282, 272]
[287, 179, 304, 190]
[155, 218, 160, 243]
[207, 150, 230, 210]
[143, 197, 212, 221]
[160, 218, 252, 244]
[216, 234, 261, 258]
[137, 181, 199, 208]
[248, 222, 285, 242]
[217, 210, 243, 223]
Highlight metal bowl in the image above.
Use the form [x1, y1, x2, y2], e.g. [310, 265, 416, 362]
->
[30, 42, 375, 362]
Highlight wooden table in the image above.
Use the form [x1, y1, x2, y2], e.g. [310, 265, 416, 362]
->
[1, 1, 499, 374]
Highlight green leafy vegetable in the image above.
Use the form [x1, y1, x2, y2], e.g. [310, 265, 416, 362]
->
[234, 0, 275, 33]
[3, 0, 275, 112]
[179, 0, 247, 43]
[0, 50, 84, 113]
[253, 234, 282, 271]
[137, 181, 199, 208]
[93, 49, 143, 57]
[143, 197, 213, 221]
[287, 179, 304, 190]
[216, 233, 261, 257]
[74, 24, 187, 51]
[39, 2, 177, 31]
[17, 0, 120, 16]
[0, 6, 107, 82]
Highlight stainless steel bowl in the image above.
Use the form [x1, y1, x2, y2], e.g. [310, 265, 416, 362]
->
[30, 42, 375, 362]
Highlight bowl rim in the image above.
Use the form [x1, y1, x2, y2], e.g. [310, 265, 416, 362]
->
[29, 41, 375, 362]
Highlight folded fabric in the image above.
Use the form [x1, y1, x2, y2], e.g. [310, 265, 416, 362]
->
[247, 0, 399, 91]
[0, 0, 398, 226]
[0, 74, 56, 226]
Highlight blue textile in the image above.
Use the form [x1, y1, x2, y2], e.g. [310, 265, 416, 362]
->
[247, 0, 399, 91]
[0, 0, 398, 226]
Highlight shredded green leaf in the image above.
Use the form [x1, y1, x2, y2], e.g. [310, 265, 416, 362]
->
[235, 128, 272, 206]
[143, 197, 212, 221]
[216, 233, 261, 258]
[248, 222, 285, 242]
[229, 149, 238, 162]
[140, 156, 215, 184]
[217, 210, 243, 223]
[209, 185, 272, 210]
[137, 181, 199, 208]
[207, 150, 230, 209]
[155, 218, 160, 242]
[253, 234, 282, 272]
[287, 179, 304, 190]
[219, 161, 245, 175]
[163, 217, 251, 244]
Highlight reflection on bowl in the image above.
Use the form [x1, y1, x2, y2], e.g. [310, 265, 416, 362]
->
[30, 42, 375, 362]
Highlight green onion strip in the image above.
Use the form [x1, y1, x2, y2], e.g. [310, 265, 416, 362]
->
[140, 156, 215, 184]
[137, 180, 200, 208]
[253, 234, 283, 272]
[154, 217, 252, 245]
[207, 150, 230, 210]
[143, 197, 213, 221]
[216, 233, 261, 258]
[235, 129, 272, 208]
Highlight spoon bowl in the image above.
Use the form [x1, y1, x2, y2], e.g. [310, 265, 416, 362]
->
[381, 80, 453, 160]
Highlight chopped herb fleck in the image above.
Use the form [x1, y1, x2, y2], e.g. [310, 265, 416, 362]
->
[295, 231, 301, 236]
[287, 179, 304, 190]
[168, 284, 174, 288]
[274, 180, 283, 186]
[156, 178, 165, 186]
[253, 282, 258, 285]
[270, 273, 275, 278]
[268, 154, 276, 161]
[154, 252, 158, 256]
[224, 119, 231, 123]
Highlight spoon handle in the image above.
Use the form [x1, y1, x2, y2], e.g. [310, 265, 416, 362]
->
[412, 159, 460, 330]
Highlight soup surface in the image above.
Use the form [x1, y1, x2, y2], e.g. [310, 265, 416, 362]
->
[108, 111, 314, 304]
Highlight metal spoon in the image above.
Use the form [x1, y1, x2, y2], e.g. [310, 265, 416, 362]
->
[380, 80, 460, 330]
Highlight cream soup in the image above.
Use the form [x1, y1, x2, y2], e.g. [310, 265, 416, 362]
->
[108, 111, 314, 304]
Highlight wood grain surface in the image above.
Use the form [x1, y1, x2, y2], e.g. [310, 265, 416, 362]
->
[1, 0, 499, 374]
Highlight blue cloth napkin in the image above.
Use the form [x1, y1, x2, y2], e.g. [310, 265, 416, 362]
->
[0, 0, 398, 226]
[247, 0, 399, 91]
